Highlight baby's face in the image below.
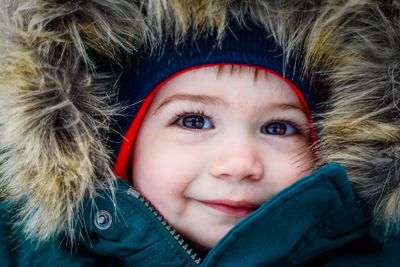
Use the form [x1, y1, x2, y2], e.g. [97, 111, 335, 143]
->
[132, 66, 314, 250]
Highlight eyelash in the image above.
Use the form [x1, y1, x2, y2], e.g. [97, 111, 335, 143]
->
[169, 110, 307, 136]
[169, 109, 214, 128]
[266, 117, 306, 136]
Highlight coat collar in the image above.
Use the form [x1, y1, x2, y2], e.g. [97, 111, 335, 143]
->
[203, 164, 371, 266]
[80, 164, 371, 266]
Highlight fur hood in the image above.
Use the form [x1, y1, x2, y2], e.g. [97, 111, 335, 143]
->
[0, 0, 399, 243]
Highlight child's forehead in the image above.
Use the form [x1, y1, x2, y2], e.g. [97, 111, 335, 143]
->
[150, 65, 303, 110]
[163, 65, 291, 94]
[164, 65, 284, 92]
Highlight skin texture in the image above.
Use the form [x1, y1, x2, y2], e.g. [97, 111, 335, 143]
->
[131, 65, 314, 249]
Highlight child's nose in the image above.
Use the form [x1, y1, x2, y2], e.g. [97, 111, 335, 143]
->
[209, 139, 264, 182]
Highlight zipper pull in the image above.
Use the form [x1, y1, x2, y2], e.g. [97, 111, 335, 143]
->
[127, 188, 140, 198]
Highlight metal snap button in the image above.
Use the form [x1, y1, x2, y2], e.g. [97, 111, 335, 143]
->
[94, 210, 112, 230]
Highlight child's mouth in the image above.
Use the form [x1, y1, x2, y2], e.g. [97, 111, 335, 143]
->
[199, 199, 259, 217]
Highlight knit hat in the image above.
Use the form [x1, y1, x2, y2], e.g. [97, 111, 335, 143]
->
[113, 21, 317, 179]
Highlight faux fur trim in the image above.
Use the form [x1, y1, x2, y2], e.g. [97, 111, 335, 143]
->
[0, 0, 147, 243]
[0, 0, 399, 242]
[307, 1, 400, 232]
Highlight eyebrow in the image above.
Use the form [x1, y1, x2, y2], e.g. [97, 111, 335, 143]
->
[264, 103, 307, 114]
[153, 93, 228, 114]
[153, 93, 307, 115]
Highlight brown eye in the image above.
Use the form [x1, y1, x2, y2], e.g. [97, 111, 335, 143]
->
[176, 114, 213, 129]
[261, 122, 297, 136]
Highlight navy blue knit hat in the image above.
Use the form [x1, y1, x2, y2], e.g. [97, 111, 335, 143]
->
[113, 22, 316, 178]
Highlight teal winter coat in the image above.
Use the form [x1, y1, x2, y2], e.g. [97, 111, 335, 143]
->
[1, 165, 399, 266]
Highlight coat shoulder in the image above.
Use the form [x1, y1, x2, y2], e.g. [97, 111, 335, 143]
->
[0, 202, 100, 267]
[304, 228, 400, 267]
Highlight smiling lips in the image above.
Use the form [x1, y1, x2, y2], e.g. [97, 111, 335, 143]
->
[200, 200, 259, 217]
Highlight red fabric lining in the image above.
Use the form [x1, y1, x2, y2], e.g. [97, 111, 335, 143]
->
[113, 64, 316, 180]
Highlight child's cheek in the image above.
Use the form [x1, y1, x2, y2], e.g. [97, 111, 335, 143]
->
[135, 142, 199, 213]
[261, 148, 314, 193]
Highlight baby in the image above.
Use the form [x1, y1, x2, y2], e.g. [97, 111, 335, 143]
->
[130, 65, 315, 250]
[105, 19, 336, 264]
[107, 20, 321, 256]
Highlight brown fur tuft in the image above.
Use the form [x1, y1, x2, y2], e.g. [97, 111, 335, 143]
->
[0, 0, 147, 243]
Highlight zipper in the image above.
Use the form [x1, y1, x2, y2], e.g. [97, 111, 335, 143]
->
[127, 187, 202, 265]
